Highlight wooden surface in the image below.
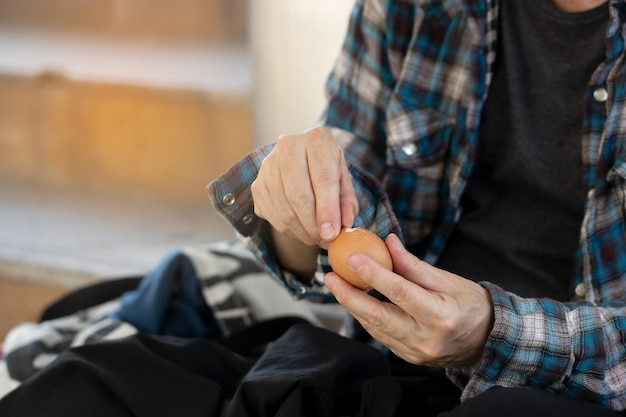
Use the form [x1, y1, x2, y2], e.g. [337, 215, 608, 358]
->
[0, 278, 68, 342]
[0, 71, 253, 203]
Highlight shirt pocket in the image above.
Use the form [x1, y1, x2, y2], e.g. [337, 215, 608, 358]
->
[604, 158, 626, 235]
[385, 101, 456, 169]
[587, 159, 626, 301]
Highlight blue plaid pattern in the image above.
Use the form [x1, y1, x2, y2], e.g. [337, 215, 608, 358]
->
[209, 0, 626, 410]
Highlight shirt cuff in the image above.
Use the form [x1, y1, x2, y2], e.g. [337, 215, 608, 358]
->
[447, 282, 573, 402]
[207, 144, 402, 299]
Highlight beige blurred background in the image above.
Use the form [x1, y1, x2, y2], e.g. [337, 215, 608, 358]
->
[0, 0, 354, 338]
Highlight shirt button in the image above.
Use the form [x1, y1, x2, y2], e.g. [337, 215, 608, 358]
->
[593, 87, 608, 103]
[242, 214, 254, 224]
[402, 143, 417, 156]
[222, 193, 236, 206]
[575, 283, 586, 297]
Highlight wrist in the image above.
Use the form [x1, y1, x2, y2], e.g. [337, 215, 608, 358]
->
[269, 225, 319, 279]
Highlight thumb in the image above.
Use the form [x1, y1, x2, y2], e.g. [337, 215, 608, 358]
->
[386, 234, 440, 290]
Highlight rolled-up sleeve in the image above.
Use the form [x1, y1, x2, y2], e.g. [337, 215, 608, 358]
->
[447, 282, 626, 411]
[207, 141, 401, 300]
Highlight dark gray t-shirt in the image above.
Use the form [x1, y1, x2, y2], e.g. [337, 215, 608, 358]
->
[435, 0, 608, 300]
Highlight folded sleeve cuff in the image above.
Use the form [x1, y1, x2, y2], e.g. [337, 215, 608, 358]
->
[447, 282, 573, 402]
[207, 143, 402, 300]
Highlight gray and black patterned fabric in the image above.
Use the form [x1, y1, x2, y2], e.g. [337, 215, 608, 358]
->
[0, 241, 321, 399]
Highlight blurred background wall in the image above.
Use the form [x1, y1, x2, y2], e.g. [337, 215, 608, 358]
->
[0, 0, 353, 201]
[251, 1, 354, 145]
[0, 0, 248, 40]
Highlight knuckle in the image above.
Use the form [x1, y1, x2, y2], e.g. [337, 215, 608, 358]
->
[306, 126, 328, 141]
[276, 133, 294, 146]
[253, 204, 264, 219]
[274, 135, 297, 156]
[362, 310, 386, 330]
[281, 209, 298, 227]
[387, 281, 411, 305]
[250, 179, 262, 197]
[306, 127, 340, 151]
[313, 167, 337, 188]
[285, 187, 314, 207]
[437, 315, 458, 338]
[410, 256, 427, 273]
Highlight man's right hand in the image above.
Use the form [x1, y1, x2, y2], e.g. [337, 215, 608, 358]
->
[251, 126, 359, 255]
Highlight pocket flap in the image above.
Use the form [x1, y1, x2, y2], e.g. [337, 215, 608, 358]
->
[385, 100, 455, 168]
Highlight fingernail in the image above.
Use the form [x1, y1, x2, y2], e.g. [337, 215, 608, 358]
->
[320, 222, 335, 241]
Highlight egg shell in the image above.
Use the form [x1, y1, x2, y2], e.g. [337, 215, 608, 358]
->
[327, 227, 393, 290]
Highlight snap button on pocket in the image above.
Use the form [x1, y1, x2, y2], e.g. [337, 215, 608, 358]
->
[222, 193, 236, 206]
[402, 143, 417, 156]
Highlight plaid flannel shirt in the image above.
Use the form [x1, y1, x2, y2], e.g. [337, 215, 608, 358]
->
[208, 0, 626, 410]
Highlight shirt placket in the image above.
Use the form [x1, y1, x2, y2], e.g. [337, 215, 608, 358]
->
[577, 4, 624, 302]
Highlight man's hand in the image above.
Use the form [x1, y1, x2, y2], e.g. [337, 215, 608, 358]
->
[325, 234, 494, 368]
[251, 127, 359, 276]
[252, 127, 358, 246]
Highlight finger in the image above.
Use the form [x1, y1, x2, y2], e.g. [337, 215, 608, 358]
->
[338, 162, 359, 228]
[324, 270, 410, 331]
[386, 234, 451, 292]
[280, 174, 318, 242]
[325, 272, 424, 358]
[351, 312, 424, 364]
[266, 137, 319, 244]
[252, 173, 317, 246]
[274, 139, 322, 244]
[267, 192, 317, 246]
[347, 241, 436, 321]
[306, 132, 346, 241]
[324, 272, 400, 332]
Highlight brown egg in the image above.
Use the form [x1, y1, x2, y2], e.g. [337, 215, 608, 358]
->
[327, 227, 393, 290]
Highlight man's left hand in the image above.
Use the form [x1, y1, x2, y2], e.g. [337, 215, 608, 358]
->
[324, 233, 494, 368]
